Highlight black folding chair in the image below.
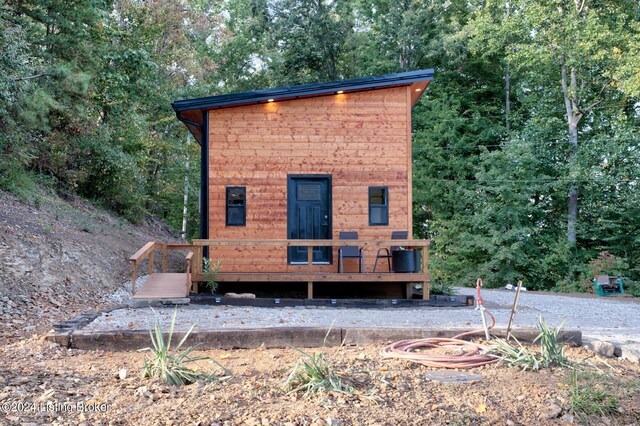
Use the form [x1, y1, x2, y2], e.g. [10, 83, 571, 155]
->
[338, 231, 365, 273]
[372, 231, 408, 272]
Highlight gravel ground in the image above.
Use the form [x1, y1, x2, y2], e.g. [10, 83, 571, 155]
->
[83, 287, 640, 344]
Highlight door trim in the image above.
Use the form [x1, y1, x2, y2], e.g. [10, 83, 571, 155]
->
[287, 174, 333, 265]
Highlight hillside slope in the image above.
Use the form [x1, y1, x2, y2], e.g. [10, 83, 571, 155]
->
[0, 190, 181, 338]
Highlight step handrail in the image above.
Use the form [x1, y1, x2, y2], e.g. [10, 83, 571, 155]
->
[129, 242, 194, 296]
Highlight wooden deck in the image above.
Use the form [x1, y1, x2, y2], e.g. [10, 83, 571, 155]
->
[129, 239, 430, 300]
[133, 273, 189, 300]
[191, 239, 430, 300]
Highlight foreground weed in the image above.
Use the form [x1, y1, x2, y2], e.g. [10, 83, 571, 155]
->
[491, 337, 541, 371]
[568, 371, 619, 422]
[284, 349, 354, 398]
[491, 317, 573, 370]
[141, 309, 231, 386]
[535, 316, 572, 368]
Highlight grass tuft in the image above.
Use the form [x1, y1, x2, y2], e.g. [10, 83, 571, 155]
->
[284, 349, 354, 398]
[140, 308, 231, 386]
[568, 371, 619, 421]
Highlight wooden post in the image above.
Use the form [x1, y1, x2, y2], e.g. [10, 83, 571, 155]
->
[185, 252, 193, 294]
[131, 262, 137, 296]
[193, 246, 202, 294]
[422, 245, 430, 300]
[193, 246, 202, 274]
[307, 245, 313, 299]
[162, 245, 168, 273]
[405, 283, 412, 300]
[148, 250, 155, 276]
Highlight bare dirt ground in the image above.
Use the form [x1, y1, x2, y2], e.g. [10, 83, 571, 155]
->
[0, 189, 181, 340]
[1, 336, 639, 426]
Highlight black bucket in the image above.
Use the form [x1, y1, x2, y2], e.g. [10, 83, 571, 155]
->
[391, 250, 417, 273]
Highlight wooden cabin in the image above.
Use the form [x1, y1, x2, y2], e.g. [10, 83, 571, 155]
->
[170, 69, 433, 299]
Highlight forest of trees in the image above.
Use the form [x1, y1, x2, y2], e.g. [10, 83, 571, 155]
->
[1, 0, 639, 292]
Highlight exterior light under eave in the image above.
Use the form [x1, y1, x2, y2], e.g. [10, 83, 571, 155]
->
[336, 90, 344, 94]
[267, 98, 275, 102]
[415, 88, 421, 92]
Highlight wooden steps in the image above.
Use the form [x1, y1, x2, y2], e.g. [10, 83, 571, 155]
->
[133, 273, 189, 300]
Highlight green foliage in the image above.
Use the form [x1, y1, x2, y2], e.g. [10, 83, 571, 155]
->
[284, 349, 354, 398]
[1, 0, 638, 293]
[0, 162, 38, 202]
[568, 371, 619, 422]
[0, 0, 214, 228]
[409, 0, 640, 291]
[202, 258, 222, 295]
[534, 317, 571, 369]
[623, 279, 640, 298]
[429, 282, 453, 296]
[491, 317, 571, 370]
[268, 0, 354, 84]
[73, 133, 146, 222]
[491, 338, 541, 371]
[141, 309, 231, 386]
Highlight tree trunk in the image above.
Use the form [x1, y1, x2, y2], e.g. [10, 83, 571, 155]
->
[505, 61, 511, 133]
[561, 59, 581, 245]
[567, 123, 578, 245]
[181, 134, 191, 240]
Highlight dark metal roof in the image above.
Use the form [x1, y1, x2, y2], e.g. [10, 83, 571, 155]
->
[172, 69, 434, 112]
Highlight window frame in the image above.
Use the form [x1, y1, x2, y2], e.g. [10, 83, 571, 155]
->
[368, 186, 389, 226]
[225, 186, 246, 226]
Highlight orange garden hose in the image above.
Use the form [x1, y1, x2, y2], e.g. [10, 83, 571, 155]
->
[380, 279, 500, 369]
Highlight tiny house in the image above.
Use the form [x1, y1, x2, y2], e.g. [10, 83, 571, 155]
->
[171, 70, 433, 298]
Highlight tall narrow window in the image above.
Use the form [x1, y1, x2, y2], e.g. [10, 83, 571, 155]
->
[369, 187, 389, 226]
[226, 186, 246, 226]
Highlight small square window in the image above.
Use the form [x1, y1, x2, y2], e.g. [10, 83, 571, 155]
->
[369, 187, 388, 226]
[226, 187, 246, 226]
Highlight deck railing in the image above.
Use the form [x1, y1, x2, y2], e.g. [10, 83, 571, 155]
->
[190, 239, 430, 299]
[128, 242, 194, 296]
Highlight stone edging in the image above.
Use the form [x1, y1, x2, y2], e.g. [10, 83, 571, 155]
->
[584, 339, 640, 363]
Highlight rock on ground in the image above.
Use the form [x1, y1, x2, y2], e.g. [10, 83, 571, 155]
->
[584, 339, 617, 358]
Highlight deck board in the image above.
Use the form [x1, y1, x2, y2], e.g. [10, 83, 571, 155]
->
[133, 273, 189, 300]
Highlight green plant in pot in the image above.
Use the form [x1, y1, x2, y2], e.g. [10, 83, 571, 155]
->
[202, 258, 222, 294]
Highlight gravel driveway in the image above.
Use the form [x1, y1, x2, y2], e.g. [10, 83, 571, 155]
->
[83, 288, 639, 345]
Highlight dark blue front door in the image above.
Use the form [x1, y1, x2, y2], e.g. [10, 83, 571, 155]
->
[287, 176, 332, 264]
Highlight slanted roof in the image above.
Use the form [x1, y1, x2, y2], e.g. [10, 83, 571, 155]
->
[172, 69, 434, 143]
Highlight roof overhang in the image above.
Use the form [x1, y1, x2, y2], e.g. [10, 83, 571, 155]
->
[173, 69, 434, 144]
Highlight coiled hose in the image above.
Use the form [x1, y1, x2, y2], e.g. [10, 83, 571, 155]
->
[380, 280, 499, 369]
